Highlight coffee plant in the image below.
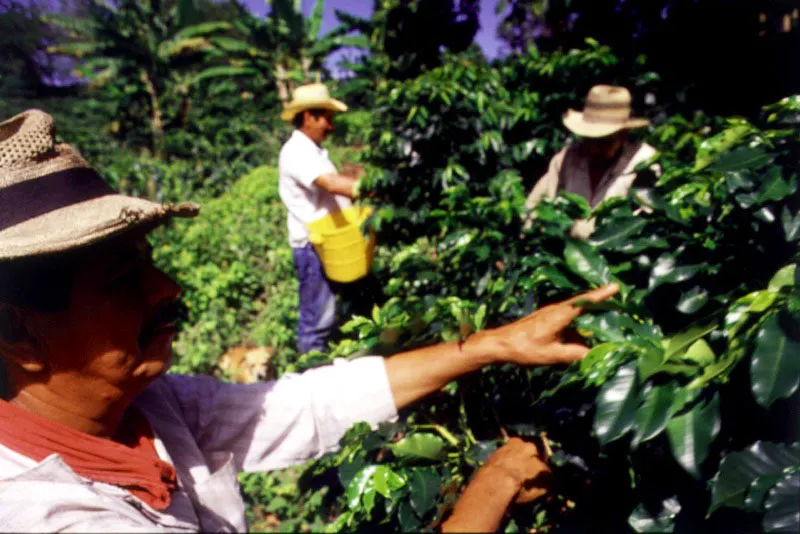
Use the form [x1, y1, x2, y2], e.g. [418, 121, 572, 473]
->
[290, 46, 799, 532]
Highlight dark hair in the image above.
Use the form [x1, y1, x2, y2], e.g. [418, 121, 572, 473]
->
[0, 251, 81, 314]
[292, 108, 328, 129]
[0, 252, 81, 399]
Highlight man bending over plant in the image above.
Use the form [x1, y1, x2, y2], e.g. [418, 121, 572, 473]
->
[0, 109, 618, 531]
[524, 85, 659, 238]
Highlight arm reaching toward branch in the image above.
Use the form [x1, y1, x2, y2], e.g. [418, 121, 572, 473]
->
[384, 284, 619, 410]
[314, 173, 359, 198]
[441, 438, 552, 533]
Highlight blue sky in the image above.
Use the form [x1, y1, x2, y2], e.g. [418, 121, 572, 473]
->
[241, 0, 508, 64]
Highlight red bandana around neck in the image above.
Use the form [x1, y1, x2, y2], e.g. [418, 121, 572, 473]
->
[0, 399, 178, 510]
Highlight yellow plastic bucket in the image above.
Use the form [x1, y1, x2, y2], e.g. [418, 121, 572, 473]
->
[307, 206, 375, 283]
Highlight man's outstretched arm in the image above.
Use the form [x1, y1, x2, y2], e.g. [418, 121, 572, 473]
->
[384, 284, 619, 410]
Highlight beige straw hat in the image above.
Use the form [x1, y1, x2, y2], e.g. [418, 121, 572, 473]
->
[562, 85, 650, 138]
[0, 109, 199, 260]
[280, 83, 347, 122]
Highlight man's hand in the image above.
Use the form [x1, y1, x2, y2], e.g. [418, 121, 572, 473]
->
[463, 284, 620, 367]
[441, 438, 551, 532]
[385, 284, 620, 410]
[482, 437, 552, 504]
[341, 162, 365, 179]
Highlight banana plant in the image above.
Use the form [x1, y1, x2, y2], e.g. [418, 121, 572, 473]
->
[45, 0, 253, 154]
[219, 0, 369, 102]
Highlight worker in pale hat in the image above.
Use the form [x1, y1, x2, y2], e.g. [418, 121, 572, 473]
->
[0, 108, 622, 530]
[278, 83, 364, 354]
[523, 85, 659, 238]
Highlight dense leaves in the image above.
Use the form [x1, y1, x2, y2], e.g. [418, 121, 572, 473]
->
[291, 50, 800, 531]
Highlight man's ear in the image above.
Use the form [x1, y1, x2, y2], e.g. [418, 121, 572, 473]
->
[0, 304, 47, 373]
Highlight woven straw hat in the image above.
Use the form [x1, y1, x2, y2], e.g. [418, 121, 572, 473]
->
[562, 85, 650, 138]
[0, 109, 199, 260]
[280, 83, 347, 122]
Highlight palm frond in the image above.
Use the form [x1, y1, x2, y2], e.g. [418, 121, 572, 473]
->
[191, 65, 259, 85]
[306, 0, 325, 42]
[159, 37, 212, 59]
[42, 14, 98, 37]
[47, 41, 102, 59]
[209, 37, 257, 55]
[173, 21, 232, 40]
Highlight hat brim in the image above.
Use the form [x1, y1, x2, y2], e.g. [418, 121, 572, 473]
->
[562, 109, 650, 138]
[280, 98, 348, 121]
[0, 194, 199, 260]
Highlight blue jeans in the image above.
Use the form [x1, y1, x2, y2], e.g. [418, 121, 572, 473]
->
[293, 244, 336, 354]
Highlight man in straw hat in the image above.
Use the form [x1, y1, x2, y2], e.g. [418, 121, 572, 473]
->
[523, 85, 659, 239]
[278, 83, 366, 355]
[0, 109, 618, 530]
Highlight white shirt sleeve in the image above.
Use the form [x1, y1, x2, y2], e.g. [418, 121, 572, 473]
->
[164, 356, 398, 472]
[282, 145, 333, 189]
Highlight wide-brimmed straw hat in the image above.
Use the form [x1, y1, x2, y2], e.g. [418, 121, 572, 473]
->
[562, 85, 650, 138]
[0, 109, 199, 260]
[280, 83, 347, 122]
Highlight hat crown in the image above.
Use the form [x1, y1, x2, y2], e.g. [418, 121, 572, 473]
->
[561, 85, 648, 138]
[291, 83, 332, 101]
[585, 85, 633, 108]
[0, 109, 56, 170]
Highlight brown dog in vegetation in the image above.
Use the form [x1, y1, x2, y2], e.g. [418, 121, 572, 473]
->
[217, 346, 275, 383]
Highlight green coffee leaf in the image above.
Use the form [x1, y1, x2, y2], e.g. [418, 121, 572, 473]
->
[628, 496, 681, 533]
[588, 218, 648, 249]
[408, 467, 441, 516]
[564, 239, 612, 286]
[768, 264, 796, 291]
[748, 290, 778, 313]
[663, 322, 717, 361]
[757, 167, 795, 203]
[744, 472, 786, 512]
[682, 339, 715, 366]
[391, 433, 447, 461]
[710, 441, 800, 514]
[397, 500, 422, 531]
[373, 466, 406, 498]
[666, 393, 720, 478]
[347, 465, 377, 510]
[781, 207, 800, 241]
[631, 385, 675, 447]
[649, 254, 702, 290]
[632, 387, 700, 447]
[594, 363, 639, 445]
[694, 124, 752, 171]
[676, 287, 709, 314]
[580, 342, 625, 386]
[708, 146, 774, 173]
[763, 470, 800, 533]
[750, 314, 800, 408]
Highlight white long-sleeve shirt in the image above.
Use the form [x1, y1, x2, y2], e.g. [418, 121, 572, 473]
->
[0, 357, 397, 532]
[278, 130, 352, 248]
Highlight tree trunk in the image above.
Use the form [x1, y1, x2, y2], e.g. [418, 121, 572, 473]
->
[275, 62, 290, 102]
[140, 69, 165, 159]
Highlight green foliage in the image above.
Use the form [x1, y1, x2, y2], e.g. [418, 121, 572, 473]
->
[151, 166, 298, 375]
[281, 45, 799, 531]
[7, 3, 797, 529]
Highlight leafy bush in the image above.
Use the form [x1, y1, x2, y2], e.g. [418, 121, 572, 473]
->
[282, 46, 799, 532]
[151, 166, 298, 375]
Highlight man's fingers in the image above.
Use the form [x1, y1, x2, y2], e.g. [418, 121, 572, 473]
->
[552, 343, 590, 364]
[566, 283, 620, 307]
[557, 283, 621, 322]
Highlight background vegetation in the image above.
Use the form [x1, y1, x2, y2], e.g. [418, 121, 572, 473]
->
[1, 0, 798, 532]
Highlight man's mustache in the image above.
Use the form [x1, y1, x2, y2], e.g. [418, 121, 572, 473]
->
[140, 299, 187, 342]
